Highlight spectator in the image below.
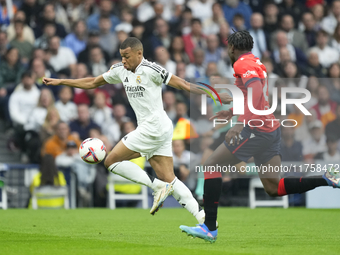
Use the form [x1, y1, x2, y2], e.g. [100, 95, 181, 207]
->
[86, 0, 120, 32]
[63, 20, 87, 57]
[8, 72, 40, 153]
[88, 46, 107, 77]
[186, 48, 206, 79]
[98, 15, 118, 57]
[34, 21, 57, 50]
[120, 7, 134, 25]
[20, 0, 43, 28]
[222, 0, 252, 30]
[90, 91, 113, 128]
[34, 3, 67, 39]
[56, 140, 96, 207]
[310, 30, 339, 68]
[303, 120, 327, 160]
[24, 88, 55, 132]
[143, 2, 164, 36]
[320, 0, 340, 35]
[326, 63, 340, 104]
[172, 139, 195, 190]
[271, 14, 308, 53]
[249, 13, 268, 59]
[302, 12, 317, 47]
[77, 30, 110, 64]
[311, 3, 325, 28]
[0, 30, 8, 58]
[303, 50, 327, 78]
[188, 0, 213, 22]
[169, 36, 190, 64]
[173, 101, 189, 124]
[69, 104, 101, 141]
[101, 103, 128, 145]
[182, 18, 207, 63]
[29, 154, 67, 208]
[6, 10, 35, 45]
[205, 34, 224, 64]
[263, 1, 279, 38]
[272, 31, 307, 67]
[304, 76, 319, 110]
[55, 86, 78, 123]
[0, 0, 17, 26]
[282, 61, 308, 90]
[154, 46, 176, 75]
[54, 0, 89, 33]
[232, 13, 246, 31]
[30, 58, 59, 98]
[175, 62, 188, 80]
[217, 21, 231, 48]
[111, 23, 132, 59]
[150, 18, 172, 50]
[0, 47, 25, 87]
[9, 20, 34, 63]
[42, 121, 81, 158]
[311, 85, 337, 127]
[40, 106, 61, 143]
[163, 91, 177, 122]
[325, 104, 340, 142]
[19, 87, 54, 161]
[280, 123, 303, 162]
[48, 35, 77, 74]
[278, 0, 305, 27]
[9, 71, 40, 128]
[202, 2, 226, 35]
[322, 135, 340, 161]
[331, 22, 340, 54]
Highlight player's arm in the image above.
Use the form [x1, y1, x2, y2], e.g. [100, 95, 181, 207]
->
[167, 75, 233, 104]
[43, 75, 107, 89]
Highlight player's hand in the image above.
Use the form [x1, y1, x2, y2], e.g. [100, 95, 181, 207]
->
[43, 77, 61, 86]
[218, 93, 233, 104]
[225, 123, 244, 146]
[209, 109, 233, 121]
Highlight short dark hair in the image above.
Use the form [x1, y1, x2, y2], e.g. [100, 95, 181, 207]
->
[227, 30, 254, 51]
[120, 37, 143, 52]
[21, 71, 33, 79]
[191, 18, 201, 26]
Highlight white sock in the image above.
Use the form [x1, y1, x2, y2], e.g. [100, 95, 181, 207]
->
[171, 177, 205, 224]
[108, 161, 166, 191]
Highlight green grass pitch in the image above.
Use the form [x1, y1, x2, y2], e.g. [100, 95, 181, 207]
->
[1, 208, 339, 255]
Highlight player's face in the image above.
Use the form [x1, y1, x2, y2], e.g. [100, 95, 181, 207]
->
[120, 47, 141, 72]
[228, 44, 236, 65]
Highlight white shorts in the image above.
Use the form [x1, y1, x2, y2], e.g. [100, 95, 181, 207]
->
[121, 127, 173, 160]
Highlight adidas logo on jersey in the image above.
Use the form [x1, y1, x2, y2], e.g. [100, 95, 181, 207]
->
[250, 133, 256, 139]
[124, 77, 129, 82]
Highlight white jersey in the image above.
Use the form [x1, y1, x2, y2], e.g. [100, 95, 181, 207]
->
[102, 58, 173, 136]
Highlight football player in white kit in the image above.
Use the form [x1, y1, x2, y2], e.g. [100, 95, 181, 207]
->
[43, 37, 232, 224]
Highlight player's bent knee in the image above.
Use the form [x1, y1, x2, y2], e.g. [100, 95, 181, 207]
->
[104, 154, 119, 169]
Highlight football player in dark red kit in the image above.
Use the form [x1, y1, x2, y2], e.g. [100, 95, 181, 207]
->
[180, 30, 340, 243]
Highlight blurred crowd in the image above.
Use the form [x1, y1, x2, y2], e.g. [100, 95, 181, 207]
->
[1, 0, 340, 206]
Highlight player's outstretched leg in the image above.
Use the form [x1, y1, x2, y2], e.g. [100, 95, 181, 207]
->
[149, 155, 205, 223]
[104, 141, 173, 213]
[179, 143, 241, 243]
[258, 156, 331, 197]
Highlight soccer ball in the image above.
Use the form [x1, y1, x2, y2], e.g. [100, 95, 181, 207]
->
[79, 138, 107, 164]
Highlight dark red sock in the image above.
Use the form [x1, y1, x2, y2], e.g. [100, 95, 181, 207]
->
[277, 176, 328, 196]
[203, 171, 222, 231]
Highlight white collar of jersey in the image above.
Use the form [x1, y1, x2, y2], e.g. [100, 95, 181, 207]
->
[134, 58, 145, 73]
